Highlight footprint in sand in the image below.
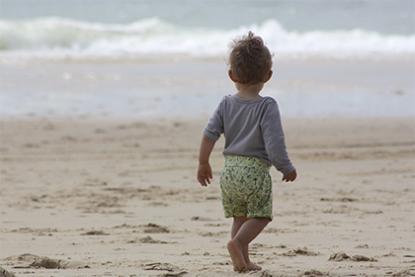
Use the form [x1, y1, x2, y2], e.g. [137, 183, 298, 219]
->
[320, 197, 358, 202]
[148, 201, 169, 207]
[329, 252, 377, 262]
[4, 254, 89, 269]
[142, 223, 170, 233]
[389, 269, 415, 276]
[128, 235, 169, 244]
[355, 243, 369, 249]
[0, 267, 16, 277]
[142, 262, 187, 276]
[198, 231, 227, 237]
[301, 269, 327, 276]
[282, 247, 319, 257]
[81, 230, 109, 236]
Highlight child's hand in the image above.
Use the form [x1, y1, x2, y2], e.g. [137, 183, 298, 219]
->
[282, 169, 297, 182]
[197, 163, 212, 186]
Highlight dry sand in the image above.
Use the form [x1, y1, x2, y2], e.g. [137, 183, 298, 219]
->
[0, 117, 414, 276]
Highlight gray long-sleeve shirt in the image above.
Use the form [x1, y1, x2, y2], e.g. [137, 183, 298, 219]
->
[203, 94, 295, 175]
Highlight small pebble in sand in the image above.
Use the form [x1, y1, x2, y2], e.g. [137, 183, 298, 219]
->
[190, 216, 213, 221]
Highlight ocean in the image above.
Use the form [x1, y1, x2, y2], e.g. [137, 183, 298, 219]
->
[0, 0, 414, 118]
[0, 0, 414, 60]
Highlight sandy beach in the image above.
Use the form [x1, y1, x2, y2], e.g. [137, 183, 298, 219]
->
[0, 116, 414, 276]
[1, 1, 415, 275]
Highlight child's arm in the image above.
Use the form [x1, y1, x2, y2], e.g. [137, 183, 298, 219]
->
[197, 97, 225, 186]
[197, 136, 215, 186]
[261, 99, 297, 182]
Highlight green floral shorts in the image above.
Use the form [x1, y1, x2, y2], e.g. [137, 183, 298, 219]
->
[220, 155, 273, 220]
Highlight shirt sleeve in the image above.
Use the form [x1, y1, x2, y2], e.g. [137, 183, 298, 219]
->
[260, 99, 295, 175]
[203, 97, 225, 141]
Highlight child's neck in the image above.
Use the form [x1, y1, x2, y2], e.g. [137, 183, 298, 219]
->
[236, 82, 264, 100]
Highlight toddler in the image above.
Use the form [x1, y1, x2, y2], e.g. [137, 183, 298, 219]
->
[197, 32, 297, 272]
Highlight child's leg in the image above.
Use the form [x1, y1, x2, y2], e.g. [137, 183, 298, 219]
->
[231, 216, 248, 237]
[230, 217, 250, 269]
[228, 216, 248, 272]
[230, 217, 259, 270]
[230, 217, 270, 270]
[233, 217, 270, 245]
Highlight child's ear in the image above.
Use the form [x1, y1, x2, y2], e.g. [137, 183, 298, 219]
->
[264, 70, 273, 83]
[228, 70, 238, 83]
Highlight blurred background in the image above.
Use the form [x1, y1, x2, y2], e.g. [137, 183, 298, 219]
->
[0, 0, 414, 119]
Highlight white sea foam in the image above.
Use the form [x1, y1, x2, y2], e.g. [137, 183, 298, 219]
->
[0, 17, 414, 60]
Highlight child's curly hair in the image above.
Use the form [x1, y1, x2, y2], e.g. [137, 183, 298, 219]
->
[229, 31, 272, 85]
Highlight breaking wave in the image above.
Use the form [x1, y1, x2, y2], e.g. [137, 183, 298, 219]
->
[0, 17, 414, 59]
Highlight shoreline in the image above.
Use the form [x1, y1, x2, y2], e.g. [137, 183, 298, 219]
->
[1, 58, 414, 119]
[1, 53, 415, 64]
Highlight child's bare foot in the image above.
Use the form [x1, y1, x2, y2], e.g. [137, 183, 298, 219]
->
[247, 262, 261, 271]
[227, 240, 247, 272]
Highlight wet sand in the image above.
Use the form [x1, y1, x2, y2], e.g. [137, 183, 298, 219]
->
[1, 58, 414, 118]
[0, 117, 414, 276]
